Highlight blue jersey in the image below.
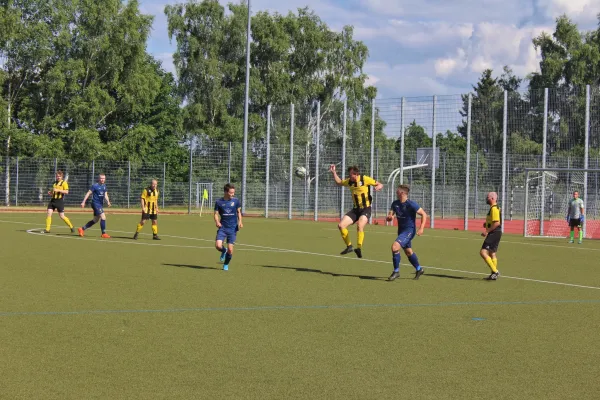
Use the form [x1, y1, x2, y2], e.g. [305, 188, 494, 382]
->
[391, 199, 421, 232]
[215, 197, 241, 230]
[90, 183, 107, 207]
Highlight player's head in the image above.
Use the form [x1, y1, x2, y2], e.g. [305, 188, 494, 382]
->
[396, 185, 410, 201]
[150, 179, 158, 190]
[573, 191, 579, 199]
[98, 174, 106, 184]
[224, 183, 235, 199]
[55, 170, 64, 180]
[347, 166, 360, 182]
[486, 192, 498, 205]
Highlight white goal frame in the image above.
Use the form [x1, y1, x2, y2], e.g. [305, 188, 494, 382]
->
[385, 156, 429, 226]
[524, 168, 600, 238]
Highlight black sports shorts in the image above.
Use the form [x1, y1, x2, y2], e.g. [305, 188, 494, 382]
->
[569, 218, 582, 228]
[142, 212, 158, 221]
[345, 206, 372, 223]
[482, 230, 502, 252]
[47, 199, 65, 213]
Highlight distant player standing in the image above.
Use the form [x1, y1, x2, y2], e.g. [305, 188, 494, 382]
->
[78, 174, 111, 238]
[214, 183, 243, 271]
[133, 179, 161, 240]
[566, 191, 585, 244]
[480, 192, 501, 280]
[386, 185, 427, 281]
[44, 170, 75, 233]
[329, 164, 383, 258]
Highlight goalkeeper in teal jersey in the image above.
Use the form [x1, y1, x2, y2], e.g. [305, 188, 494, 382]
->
[566, 191, 585, 244]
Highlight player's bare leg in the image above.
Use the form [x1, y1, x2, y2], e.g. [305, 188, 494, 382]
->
[354, 216, 369, 258]
[338, 215, 354, 255]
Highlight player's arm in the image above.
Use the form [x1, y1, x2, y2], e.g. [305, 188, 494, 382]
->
[329, 164, 344, 186]
[483, 208, 500, 236]
[365, 176, 384, 192]
[105, 192, 112, 207]
[140, 197, 146, 213]
[386, 207, 395, 222]
[214, 203, 222, 228]
[580, 201, 585, 220]
[416, 208, 427, 236]
[53, 184, 69, 195]
[81, 190, 92, 208]
[237, 207, 243, 229]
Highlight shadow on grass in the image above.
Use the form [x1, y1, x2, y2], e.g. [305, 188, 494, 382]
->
[260, 265, 392, 281]
[162, 263, 220, 271]
[425, 273, 481, 281]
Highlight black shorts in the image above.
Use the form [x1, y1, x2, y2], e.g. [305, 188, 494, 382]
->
[569, 218, 582, 228]
[47, 199, 65, 213]
[142, 213, 158, 221]
[345, 206, 372, 223]
[482, 230, 502, 252]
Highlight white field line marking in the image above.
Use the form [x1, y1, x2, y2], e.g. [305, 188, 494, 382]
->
[8, 219, 600, 291]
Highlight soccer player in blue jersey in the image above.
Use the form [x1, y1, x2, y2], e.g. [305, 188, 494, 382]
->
[78, 174, 112, 238]
[386, 184, 427, 281]
[214, 183, 243, 271]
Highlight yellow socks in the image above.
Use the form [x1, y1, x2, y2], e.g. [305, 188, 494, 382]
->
[152, 225, 158, 235]
[340, 228, 351, 246]
[45, 217, 51, 231]
[62, 216, 73, 229]
[492, 257, 498, 270]
[136, 224, 143, 233]
[357, 231, 365, 249]
[484, 257, 498, 273]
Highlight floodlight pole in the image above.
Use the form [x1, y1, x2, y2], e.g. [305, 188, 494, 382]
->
[241, 0, 251, 215]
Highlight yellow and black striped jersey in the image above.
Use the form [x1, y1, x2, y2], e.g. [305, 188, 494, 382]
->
[52, 180, 68, 200]
[141, 187, 159, 214]
[341, 175, 377, 209]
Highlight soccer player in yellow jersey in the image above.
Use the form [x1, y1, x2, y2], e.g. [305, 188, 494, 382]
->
[480, 192, 502, 280]
[330, 164, 383, 258]
[133, 179, 160, 240]
[44, 171, 74, 233]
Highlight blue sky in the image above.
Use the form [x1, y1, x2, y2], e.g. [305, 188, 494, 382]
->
[139, 0, 600, 99]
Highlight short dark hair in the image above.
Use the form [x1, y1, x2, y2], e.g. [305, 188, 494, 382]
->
[348, 166, 360, 174]
[224, 183, 235, 192]
[397, 184, 410, 194]
[56, 170, 64, 177]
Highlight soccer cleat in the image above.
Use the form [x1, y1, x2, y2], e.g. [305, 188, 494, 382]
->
[43, 229, 50, 233]
[101, 233, 111, 238]
[388, 271, 400, 281]
[78, 227, 85, 237]
[133, 232, 138, 240]
[414, 268, 425, 280]
[578, 240, 583, 244]
[223, 264, 229, 271]
[340, 245, 354, 255]
[569, 240, 574, 244]
[354, 248, 363, 258]
[153, 234, 161, 240]
[486, 271, 500, 281]
[70, 228, 75, 233]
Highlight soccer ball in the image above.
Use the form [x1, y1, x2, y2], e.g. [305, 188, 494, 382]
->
[294, 166, 307, 178]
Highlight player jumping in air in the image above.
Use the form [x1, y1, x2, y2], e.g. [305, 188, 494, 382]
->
[386, 185, 427, 281]
[78, 174, 111, 238]
[133, 179, 161, 240]
[329, 164, 383, 258]
[480, 192, 501, 280]
[44, 170, 74, 234]
[566, 191, 585, 244]
[214, 183, 243, 271]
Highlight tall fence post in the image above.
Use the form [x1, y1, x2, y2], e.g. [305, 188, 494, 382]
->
[584, 85, 590, 236]
[15, 156, 19, 206]
[430, 95, 437, 228]
[91, 160, 95, 186]
[188, 136, 193, 215]
[314, 101, 321, 221]
[400, 97, 405, 184]
[162, 162, 166, 209]
[4, 155, 8, 206]
[228, 142, 232, 183]
[370, 99, 375, 178]
[288, 103, 294, 220]
[442, 152, 446, 219]
[474, 152, 479, 218]
[501, 90, 508, 231]
[127, 161, 131, 209]
[265, 104, 271, 218]
[464, 93, 472, 230]
[54, 158, 57, 175]
[540, 88, 549, 235]
[375, 147, 379, 219]
[341, 99, 347, 220]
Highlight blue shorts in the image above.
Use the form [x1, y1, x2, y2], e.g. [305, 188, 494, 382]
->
[92, 205, 104, 216]
[216, 228, 237, 244]
[395, 229, 415, 249]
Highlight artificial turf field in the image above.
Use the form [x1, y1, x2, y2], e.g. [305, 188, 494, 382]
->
[1, 212, 600, 399]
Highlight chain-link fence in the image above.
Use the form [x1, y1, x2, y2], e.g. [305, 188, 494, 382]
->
[2, 86, 600, 237]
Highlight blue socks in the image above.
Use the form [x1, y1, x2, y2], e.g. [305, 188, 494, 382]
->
[408, 253, 421, 271]
[100, 220, 106, 233]
[83, 220, 95, 230]
[224, 253, 232, 266]
[392, 252, 400, 272]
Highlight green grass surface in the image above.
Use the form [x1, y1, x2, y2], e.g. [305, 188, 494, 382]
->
[1, 213, 600, 399]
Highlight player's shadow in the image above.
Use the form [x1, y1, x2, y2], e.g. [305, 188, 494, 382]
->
[426, 273, 480, 281]
[260, 265, 390, 281]
[163, 263, 220, 271]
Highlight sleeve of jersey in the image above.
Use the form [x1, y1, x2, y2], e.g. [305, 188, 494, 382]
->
[214, 202, 219, 212]
[364, 176, 377, 186]
[141, 191, 147, 200]
[340, 178, 350, 186]
[491, 207, 500, 222]
[63, 182, 69, 190]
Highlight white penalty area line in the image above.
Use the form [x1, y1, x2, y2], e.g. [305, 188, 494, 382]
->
[5, 219, 600, 292]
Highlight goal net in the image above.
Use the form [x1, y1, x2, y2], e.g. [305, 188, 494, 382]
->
[524, 168, 600, 239]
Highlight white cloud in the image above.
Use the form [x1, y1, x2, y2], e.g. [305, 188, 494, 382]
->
[155, 52, 175, 74]
[535, 0, 600, 23]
